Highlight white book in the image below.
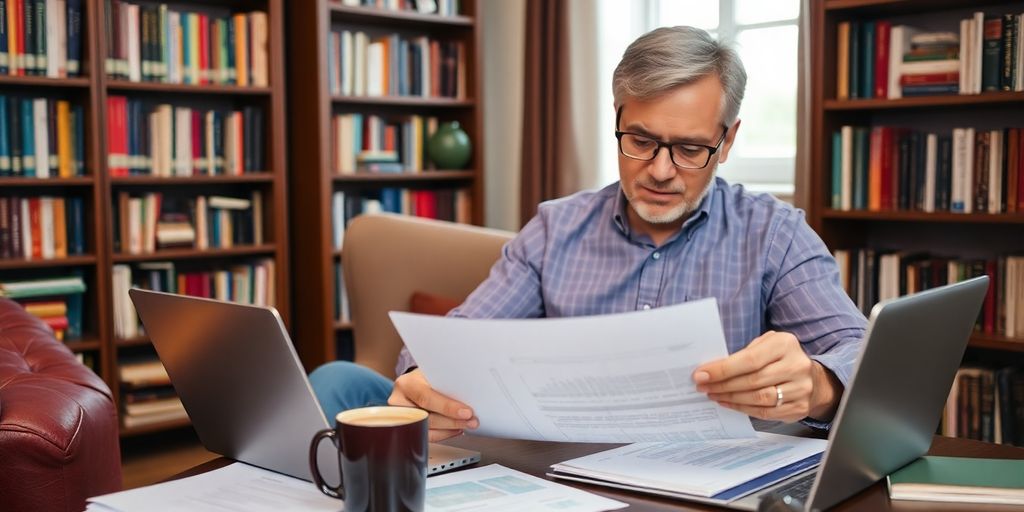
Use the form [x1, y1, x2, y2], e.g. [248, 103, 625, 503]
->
[341, 30, 354, 96]
[251, 12, 269, 87]
[44, 0, 57, 77]
[40, 197, 54, 259]
[899, 59, 960, 75]
[924, 133, 937, 213]
[366, 41, 384, 96]
[973, 12, 985, 94]
[951, 128, 965, 212]
[127, 4, 141, 82]
[175, 107, 192, 176]
[208, 196, 251, 210]
[419, 36, 431, 97]
[149, 112, 160, 177]
[989, 130, 1003, 214]
[145, 193, 159, 253]
[963, 127, 975, 214]
[195, 196, 208, 250]
[168, 12, 180, 83]
[33, 99, 49, 178]
[354, 32, 368, 96]
[332, 191, 345, 250]
[888, 26, 922, 99]
[253, 265, 267, 307]
[159, 105, 174, 176]
[128, 197, 143, 254]
[20, 199, 32, 259]
[840, 126, 853, 210]
[959, 19, 971, 94]
[328, 31, 339, 95]
[205, 111, 215, 175]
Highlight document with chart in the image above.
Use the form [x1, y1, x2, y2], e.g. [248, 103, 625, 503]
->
[390, 298, 756, 443]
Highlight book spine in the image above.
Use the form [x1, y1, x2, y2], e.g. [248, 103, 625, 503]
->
[1001, 14, 1017, 91]
[0, 0, 8, 75]
[0, 95, 8, 176]
[982, 17, 1003, 92]
[66, 0, 79, 75]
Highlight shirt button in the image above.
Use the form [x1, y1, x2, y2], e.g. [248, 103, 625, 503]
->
[652, 252, 660, 260]
[642, 304, 652, 310]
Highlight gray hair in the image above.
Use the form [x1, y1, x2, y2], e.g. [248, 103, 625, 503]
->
[613, 26, 747, 125]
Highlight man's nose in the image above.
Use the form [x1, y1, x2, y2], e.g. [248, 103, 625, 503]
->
[647, 146, 678, 182]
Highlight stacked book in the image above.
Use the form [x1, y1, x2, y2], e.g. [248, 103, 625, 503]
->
[106, 97, 265, 176]
[114, 192, 263, 254]
[0, 0, 85, 77]
[942, 366, 1024, 446]
[331, 113, 439, 174]
[330, 188, 470, 250]
[339, 0, 461, 17]
[833, 250, 1024, 338]
[0, 196, 86, 260]
[105, 1, 268, 86]
[0, 275, 85, 340]
[111, 259, 276, 339]
[831, 125, 1024, 213]
[0, 96, 87, 178]
[117, 358, 187, 429]
[836, 11, 1024, 99]
[327, 29, 465, 99]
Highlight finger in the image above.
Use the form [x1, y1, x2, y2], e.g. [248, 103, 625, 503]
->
[698, 360, 789, 394]
[398, 374, 474, 420]
[429, 429, 464, 443]
[428, 413, 479, 431]
[693, 334, 784, 384]
[708, 381, 810, 407]
[717, 400, 809, 423]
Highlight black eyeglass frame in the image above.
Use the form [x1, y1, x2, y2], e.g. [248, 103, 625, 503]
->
[614, 105, 730, 170]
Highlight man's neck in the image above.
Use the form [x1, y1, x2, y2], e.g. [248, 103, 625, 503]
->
[625, 207, 688, 247]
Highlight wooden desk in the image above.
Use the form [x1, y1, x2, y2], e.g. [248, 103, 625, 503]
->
[175, 435, 1024, 511]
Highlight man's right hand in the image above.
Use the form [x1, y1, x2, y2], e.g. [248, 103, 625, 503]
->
[388, 368, 479, 442]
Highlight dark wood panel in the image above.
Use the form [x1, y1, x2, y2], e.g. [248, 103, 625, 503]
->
[331, 95, 475, 107]
[0, 76, 91, 88]
[328, 3, 474, 27]
[333, 171, 475, 182]
[111, 245, 277, 263]
[110, 174, 274, 185]
[0, 177, 95, 187]
[825, 91, 1024, 111]
[822, 210, 1024, 224]
[107, 81, 272, 95]
[0, 255, 98, 269]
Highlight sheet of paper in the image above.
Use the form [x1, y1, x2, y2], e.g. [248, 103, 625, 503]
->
[550, 432, 827, 498]
[390, 298, 756, 443]
[425, 464, 626, 512]
[87, 463, 341, 512]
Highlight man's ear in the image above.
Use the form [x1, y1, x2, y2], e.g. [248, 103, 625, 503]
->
[717, 119, 741, 165]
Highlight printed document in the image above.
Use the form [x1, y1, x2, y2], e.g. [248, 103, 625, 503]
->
[425, 464, 626, 511]
[390, 298, 756, 443]
[549, 432, 827, 499]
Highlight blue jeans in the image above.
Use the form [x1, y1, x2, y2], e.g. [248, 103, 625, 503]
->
[309, 361, 395, 421]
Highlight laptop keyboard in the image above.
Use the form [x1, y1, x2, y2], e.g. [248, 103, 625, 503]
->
[761, 472, 815, 502]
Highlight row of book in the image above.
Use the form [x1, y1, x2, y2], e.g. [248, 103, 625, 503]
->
[330, 188, 470, 251]
[942, 366, 1023, 446]
[105, 1, 268, 86]
[830, 126, 1024, 213]
[0, 96, 86, 177]
[834, 250, 1024, 338]
[0, 196, 86, 260]
[106, 97, 265, 176]
[334, 262, 350, 324]
[0, 275, 85, 340]
[327, 29, 466, 99]
[331, 113, 441, 174]
[0, 0, 84, 77]
[111, 259, 276, 339]
[114, 192, 263, 255]
[837, 12, 1024, 99]
[339, 0, 461, 17]
[117, 359, 185, 429]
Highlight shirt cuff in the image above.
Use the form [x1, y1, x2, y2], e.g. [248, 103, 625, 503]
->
[801, 353, 854, 431]
[395, 346, 418, 377]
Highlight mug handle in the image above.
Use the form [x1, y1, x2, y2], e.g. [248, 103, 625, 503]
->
[309, 428, 344, 499]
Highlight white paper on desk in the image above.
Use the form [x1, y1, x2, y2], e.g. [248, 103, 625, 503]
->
[425, 464, 626, 511]
[86, 463, 341, 512]
[550, 432, 827, 498]
[390, 298, 755, 443]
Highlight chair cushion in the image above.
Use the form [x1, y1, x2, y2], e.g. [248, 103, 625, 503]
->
[409, 291, 461, 317]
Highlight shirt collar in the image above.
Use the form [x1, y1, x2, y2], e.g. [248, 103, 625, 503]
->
[612, 178, 717, 245]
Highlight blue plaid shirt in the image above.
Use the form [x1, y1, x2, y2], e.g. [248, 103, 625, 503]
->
[396, 178, 867, 427]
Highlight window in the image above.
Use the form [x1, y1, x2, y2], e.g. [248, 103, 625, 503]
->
[596, 0, 800, 196]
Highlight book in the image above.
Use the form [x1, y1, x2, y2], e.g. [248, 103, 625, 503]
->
[888, 456, 1024, 505]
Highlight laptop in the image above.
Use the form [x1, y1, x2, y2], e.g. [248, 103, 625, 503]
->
[129, 289, 481, 484]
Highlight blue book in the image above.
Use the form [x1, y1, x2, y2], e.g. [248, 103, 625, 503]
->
[65, 0, 80, 76]
[399, 39, 409, 96]
[861, 22, 875, 100]
[0, 96, 9, 176]
[831, 131, 842, 209]
[72, 105, 85, 175]
[8, 96, 20, 175]
[380, 187, 401, 213]
[20, 98, 35, 177]
[210, 208, 221, 248]
[351, 113, 363, 157]
[181, 15, 191, 84]
[68, 197, 84, 254]
[852, 128, 868, 210]
[225, 16, 235, 84]
[0, 0, 8, 75]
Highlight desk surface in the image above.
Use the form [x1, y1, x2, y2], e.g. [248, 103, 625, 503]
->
[176, 435, 1024, 511]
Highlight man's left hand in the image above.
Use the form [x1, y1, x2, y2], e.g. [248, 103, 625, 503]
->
[692, 331, 841, 423]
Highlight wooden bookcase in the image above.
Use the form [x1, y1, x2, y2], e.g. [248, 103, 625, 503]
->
[809, 0, 1024, 440]
[0, 0, 290, 437]
[287, 0, 484, 371]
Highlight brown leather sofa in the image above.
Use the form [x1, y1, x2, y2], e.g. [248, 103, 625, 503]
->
[0, 298, 122, 512]
[342, 214, 514, 379]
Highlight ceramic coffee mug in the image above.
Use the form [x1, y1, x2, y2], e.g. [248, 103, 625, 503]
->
[309, 405, 429, 512]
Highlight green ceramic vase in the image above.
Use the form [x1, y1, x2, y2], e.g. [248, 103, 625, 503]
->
[427, 122, 472, 169]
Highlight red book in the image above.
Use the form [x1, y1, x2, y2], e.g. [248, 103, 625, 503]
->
[15, 0, 24, 75]
[900, 72, 960, 86]
[383, 125, 396, 152]
[42, 316, 69, 331]
[430, 40, 441, 97]
[983, 260, 996, 334]
[415, 190, 437, 219]
[235, 113, 245, 175]
[199, 15, 209, 85]
[200, 272, 212, 298]
[192, 110, 202, 175]
[29, 197, 41, 259]
[874, 21, 891, 98]
[113, 97, 129, 176]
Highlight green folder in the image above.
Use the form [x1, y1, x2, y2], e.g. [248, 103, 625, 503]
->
[888, 456, 1024, 505]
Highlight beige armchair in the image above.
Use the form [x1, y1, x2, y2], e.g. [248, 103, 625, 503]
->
[341, 214, 514, 379]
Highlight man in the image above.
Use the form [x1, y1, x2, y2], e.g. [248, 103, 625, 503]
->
[311, 26, 866, 442]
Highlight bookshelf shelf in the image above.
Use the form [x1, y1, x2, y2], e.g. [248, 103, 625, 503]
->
[0, 177, 95, 187]
[0, 76, 91, 88]
[110, 174, 275, 185]
[824, 91, 1024, 111]
[328, 4, 474, 28]
[335, 321, 353, 331]
[332, 171, 476, 183]
[969, 334, 1024, 352]
[111, 245, 277, 263]
[116, 336, 150, 347]
[0, 255, 98, 270]
[331, 95, 475, 108]
[822, 210, 1024, 224]
[120, 417, 192, 438]
[106, 81, 273, 96]
[824, 0, 1015, 16]
[66, 340, 102, 351]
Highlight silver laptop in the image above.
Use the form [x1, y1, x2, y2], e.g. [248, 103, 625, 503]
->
[129, 289, 481, 483]
[724, 276, 989, 510]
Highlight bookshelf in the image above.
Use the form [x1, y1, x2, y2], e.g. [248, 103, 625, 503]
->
[287, 0, 484, 371]
[809, 0, 1024, 444]
[0, 0, 289, 437]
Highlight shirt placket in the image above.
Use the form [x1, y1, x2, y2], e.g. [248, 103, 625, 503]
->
[636, 247, 667, 311]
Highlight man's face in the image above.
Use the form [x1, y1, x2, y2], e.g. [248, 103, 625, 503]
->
[617, 75, 738, 230]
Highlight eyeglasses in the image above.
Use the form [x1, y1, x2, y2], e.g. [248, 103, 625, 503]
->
[614, 126, 729, 170]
